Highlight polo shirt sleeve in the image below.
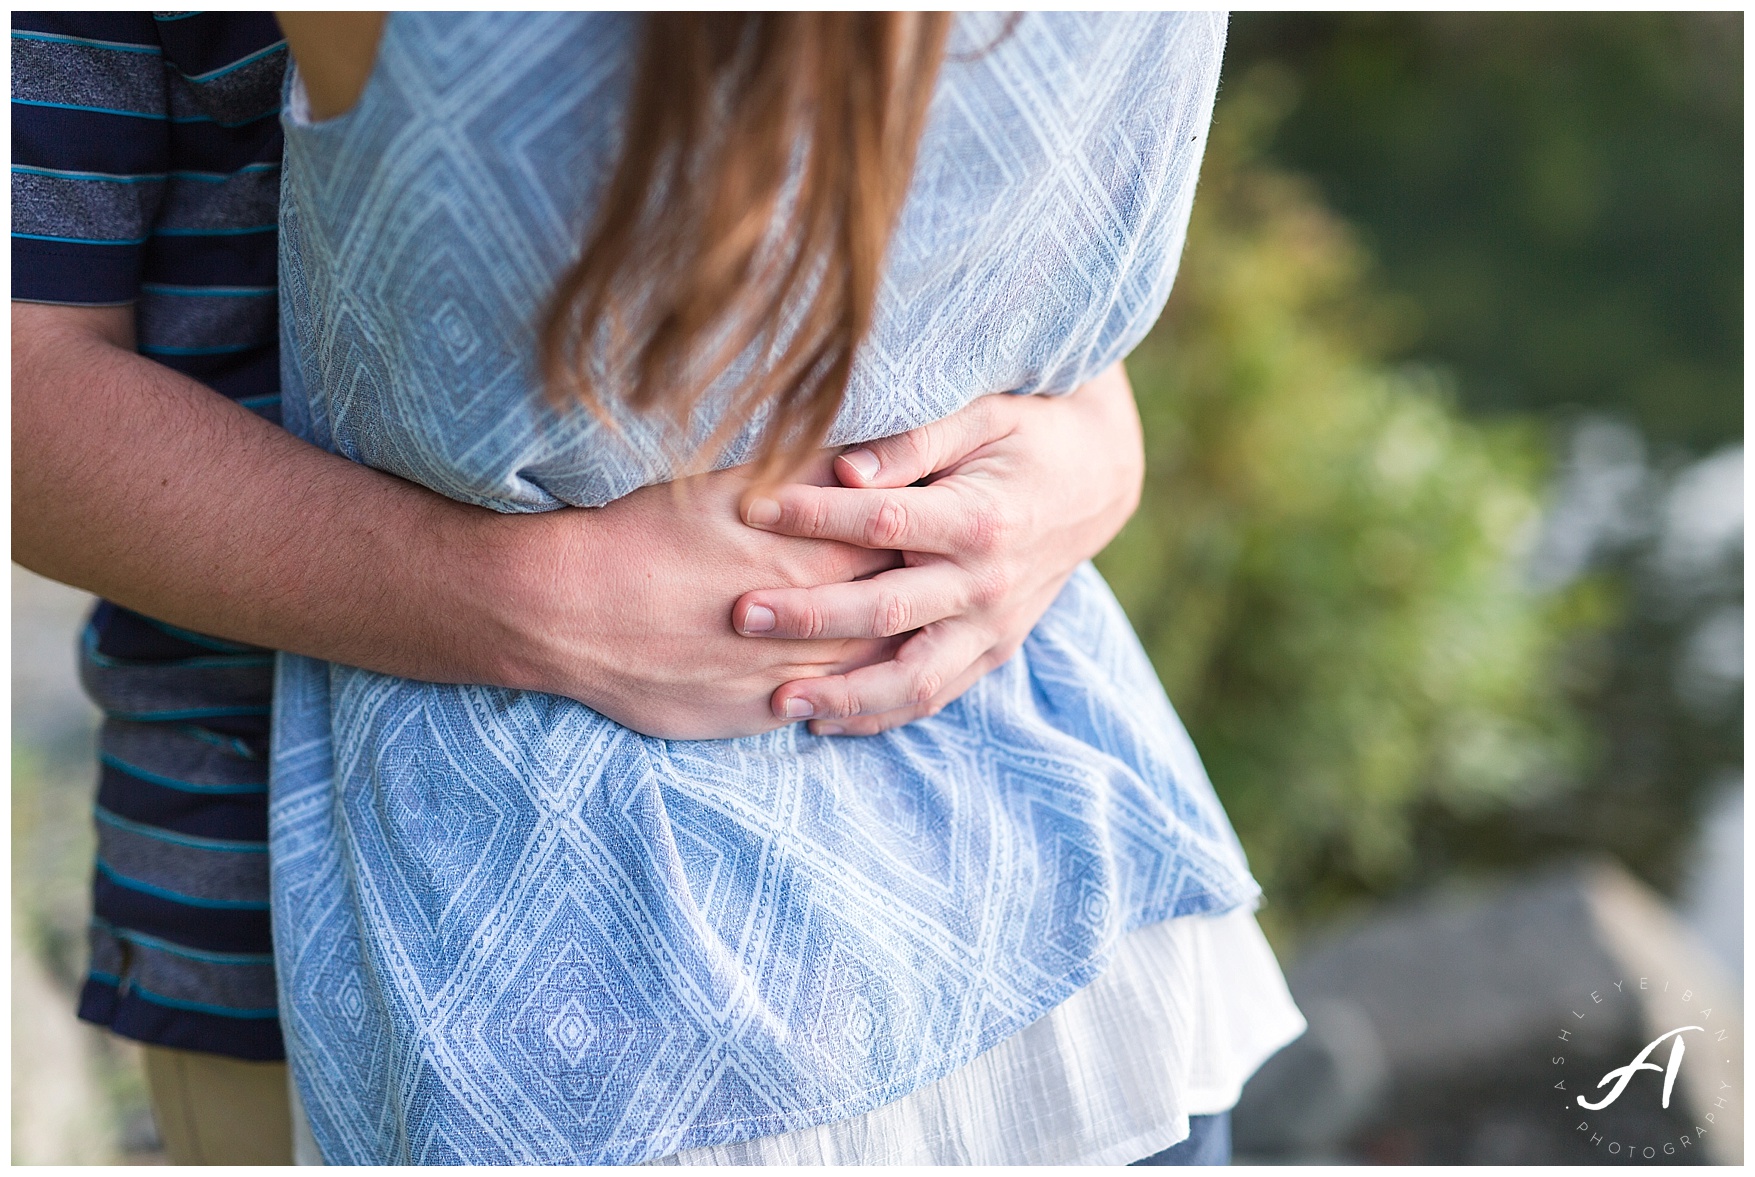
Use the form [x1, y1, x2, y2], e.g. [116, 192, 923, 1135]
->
[11, 12, 169, 305]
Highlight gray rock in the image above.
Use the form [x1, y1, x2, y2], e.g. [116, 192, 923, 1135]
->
[1235, 860, 1742, 1164]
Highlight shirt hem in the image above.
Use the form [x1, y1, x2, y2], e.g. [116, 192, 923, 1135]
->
[78, 975, 286, 1061]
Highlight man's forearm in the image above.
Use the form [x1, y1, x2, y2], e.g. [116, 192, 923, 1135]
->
[12, 302, 562, 691]
[15, 302, 1155, 737]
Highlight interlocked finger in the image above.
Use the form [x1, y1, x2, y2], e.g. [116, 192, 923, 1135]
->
[805, 649, 1000, 737]
[735, 562, 971, 640]
[798, 581, 1062, 737]
[769, 619, 993, 723]
[743, 481, 976, 554]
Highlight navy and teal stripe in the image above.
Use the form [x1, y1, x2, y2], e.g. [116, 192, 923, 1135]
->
[181, 37, 285, 84]
[13, 10, 288, 1062]
[78, 981, 285, 1059]
[98, 766, 267, 851]
[11, 29, 161, 52]
[90, 866, 271, 955]
[100, 751, 267, 796]
[93, 918, 274, 966]
[12, 9, 284, 369]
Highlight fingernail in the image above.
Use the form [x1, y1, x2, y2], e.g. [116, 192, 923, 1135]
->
[840, 448, 880, 482]
[814, 723, 845, 736]
[741, 605, 776, 634]
[744, 497, 781, 526]
[782, 697, 814, 719]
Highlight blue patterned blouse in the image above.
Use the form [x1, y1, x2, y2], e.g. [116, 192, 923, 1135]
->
[271, 11, 1256, 1165]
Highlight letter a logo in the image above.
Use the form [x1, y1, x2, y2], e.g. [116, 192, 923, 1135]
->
[1577, 1027, 1703, 1111]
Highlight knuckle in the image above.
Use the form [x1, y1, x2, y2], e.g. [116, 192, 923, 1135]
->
[969, 565, 1012, 609]
[833, 683, 864, 719]
[802, 494, 833, 538]
[876, 591, 913, 637]
[798, 600, 828, 639]
[909, 666, 943, 705]
[966, 501, 1007, 559]
[866, 498, 910, 548]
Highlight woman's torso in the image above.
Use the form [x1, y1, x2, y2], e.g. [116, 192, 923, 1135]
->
[278, 11, 1224, 507]
[271, 12, 1258, 1164]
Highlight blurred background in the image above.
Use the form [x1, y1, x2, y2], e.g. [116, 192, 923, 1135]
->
[14, 569, 163, 1163]
[11, 10, 1742, 1165]
[1098, 11, 1742, 1163]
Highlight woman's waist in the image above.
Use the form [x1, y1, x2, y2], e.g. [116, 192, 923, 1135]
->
[307, 563, 1157, 759]
[287, 566, 1246, 874]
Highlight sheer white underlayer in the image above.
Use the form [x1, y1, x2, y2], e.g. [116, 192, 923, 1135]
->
[651, 905, 1306, 1166]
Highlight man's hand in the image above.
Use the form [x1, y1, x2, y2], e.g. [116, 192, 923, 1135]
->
[497, 457, 907, 739]
[731, 362, 1144, 735]
[13, 302, 901, 741]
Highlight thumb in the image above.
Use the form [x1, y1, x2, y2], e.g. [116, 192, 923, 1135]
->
[834, 394, 1014, 489]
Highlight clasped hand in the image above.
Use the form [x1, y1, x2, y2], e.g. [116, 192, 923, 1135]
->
[520, 362, 1142, 740]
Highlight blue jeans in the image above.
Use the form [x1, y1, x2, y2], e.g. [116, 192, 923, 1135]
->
[1133, 1113, 1231, 1166]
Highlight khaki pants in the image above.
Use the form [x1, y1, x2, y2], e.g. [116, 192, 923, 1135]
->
[141, 1045, 293, 1165]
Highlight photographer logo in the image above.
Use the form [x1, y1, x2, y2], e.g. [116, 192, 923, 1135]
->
[1574, 1025, 1700, 1111]
[1554, 975, 1736, 1161]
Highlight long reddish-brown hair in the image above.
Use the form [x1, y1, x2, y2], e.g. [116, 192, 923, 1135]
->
[539, 13, 953, 480]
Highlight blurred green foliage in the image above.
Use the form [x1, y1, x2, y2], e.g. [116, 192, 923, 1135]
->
[1229, 13, 1743, 906]
[13, 737, 156, 1163]
[1226, 12, 1742, 451]
[1102, 14, 1740, 939]
[1101, 76, 1587, 936]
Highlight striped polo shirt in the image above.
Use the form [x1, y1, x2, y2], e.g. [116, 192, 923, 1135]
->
[12, 11, 288, 1060]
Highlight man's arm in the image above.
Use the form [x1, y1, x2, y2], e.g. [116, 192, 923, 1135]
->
[10, 304, 910, 739]
[14, 302, 563, 692]
[17, 302, 1145, 739]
